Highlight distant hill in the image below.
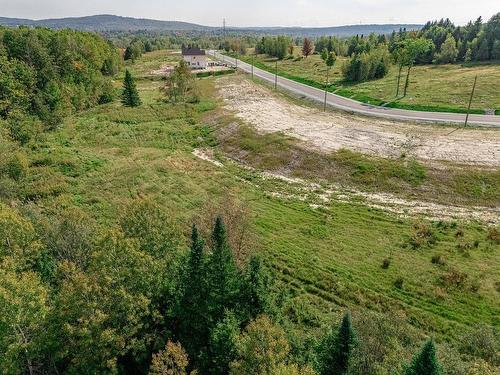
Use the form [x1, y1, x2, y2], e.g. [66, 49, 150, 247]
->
[0, 14, 422, 36]
[0, 15, 213, 32]
[236, 24, 423, 37]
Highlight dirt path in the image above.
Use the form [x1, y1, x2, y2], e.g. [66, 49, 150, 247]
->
[216, 76, 500, 167]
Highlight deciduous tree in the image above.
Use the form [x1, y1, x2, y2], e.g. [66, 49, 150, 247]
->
[302, 38, 314, 58]
[149, 341, 189, 375]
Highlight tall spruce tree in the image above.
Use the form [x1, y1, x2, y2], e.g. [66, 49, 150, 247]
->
[121, 69, 141, 107]
[317, 311, 357, 375]
[178, 225, 209, 362]
[403, 340, 442, 375]
[242, 256, 273, 320]
[206, 217, 241, 327]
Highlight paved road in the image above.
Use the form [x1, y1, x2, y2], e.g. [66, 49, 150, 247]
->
[208, 50, 500, 127]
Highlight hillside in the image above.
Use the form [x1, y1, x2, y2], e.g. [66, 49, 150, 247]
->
[0, 14, 421, 35]
[0, 14, 213, 31]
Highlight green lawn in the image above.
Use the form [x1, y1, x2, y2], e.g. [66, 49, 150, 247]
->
[236, 52, 500, 114]
[2, 50, 498, 370]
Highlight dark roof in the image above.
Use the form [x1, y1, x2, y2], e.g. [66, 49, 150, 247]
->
[182, 46, 206, 56]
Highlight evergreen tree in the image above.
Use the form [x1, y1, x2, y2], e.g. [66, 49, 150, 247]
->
[206, 217, 241, 327]
[121, 70, 141, 107]
[317, 311, 357, 375]
[403, 340, 442, 375]
[475, 38, 490, 60]
[242, 256, 273, 319]
[178, 225, 209, 362]
[124, 46, 134, 61]
[492, 40, 500, 60]
[144, 41, 154, 53]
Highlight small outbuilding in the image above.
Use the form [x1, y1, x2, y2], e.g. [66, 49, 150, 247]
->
[182, 45, 207, 69]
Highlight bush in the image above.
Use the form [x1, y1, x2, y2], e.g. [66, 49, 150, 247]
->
[394, 277, 404, 289]
[431, 255, 446, 266]
[408, 221, 436, 249]
[7, 114, 42, 145]
[5, 152, 29, 181]
[381, 258, 391, 269]
[440, 269, 468, 289]
[459, 326, 499, 365]
[486, 227, 499, 244]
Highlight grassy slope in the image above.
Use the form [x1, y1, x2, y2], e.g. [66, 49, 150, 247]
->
[235, 52, 500, 114]
[5, 51, 498, 361]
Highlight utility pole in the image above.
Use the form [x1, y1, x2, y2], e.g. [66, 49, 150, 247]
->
[251, 54, 254, 80]
[323, 67, 329, 111]
[274, 60, 278, 90]
[464, 75, 477, 128]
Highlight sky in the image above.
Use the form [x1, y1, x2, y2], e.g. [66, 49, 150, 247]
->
[0, 0, 498, 27]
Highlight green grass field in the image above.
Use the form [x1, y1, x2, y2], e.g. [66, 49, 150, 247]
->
[2, 50, 498, 371]
[235, 51, 500, 114]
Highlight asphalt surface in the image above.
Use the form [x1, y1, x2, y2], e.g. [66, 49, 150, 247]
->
[208, 50, 500, 127]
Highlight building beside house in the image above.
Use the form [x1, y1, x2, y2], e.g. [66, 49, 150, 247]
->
[182, 46, 207, 69]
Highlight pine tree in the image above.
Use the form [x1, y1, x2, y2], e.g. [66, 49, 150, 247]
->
[121, 70, 141, 107]
[242, 256, 272, 319]
[178, 225, 209, 362]
[317, 311, 357, 375]
[403, 340, 442, 375]
[206, 217, 241, 326]
[475, 38, 490, 60]
[124, 46, 134, 61]
[492, 40, 500, 60]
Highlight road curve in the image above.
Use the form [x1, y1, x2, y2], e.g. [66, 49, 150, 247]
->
[208, 50, 500, 127]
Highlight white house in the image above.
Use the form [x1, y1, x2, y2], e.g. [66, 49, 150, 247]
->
[182, 46, 208, 69]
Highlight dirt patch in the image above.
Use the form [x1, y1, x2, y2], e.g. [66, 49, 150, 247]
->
[193, 148, 499, 224]
[216, 76, 500, 167]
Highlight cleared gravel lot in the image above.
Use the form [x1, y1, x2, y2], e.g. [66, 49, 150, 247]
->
[217, 76, 500, 167]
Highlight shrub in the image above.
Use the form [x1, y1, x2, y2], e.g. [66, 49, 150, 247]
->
[381, 258, 391, 269]
[459, 325, 499, 365]
[408, 221, 436, 249]
[486, 227, 499, 244]
[5, 152, 29, 181]
[7, 114, 42, 145]
[394, 277, 404, 289]
[431, 255, 446, 266]
[440, 269, 468, 289]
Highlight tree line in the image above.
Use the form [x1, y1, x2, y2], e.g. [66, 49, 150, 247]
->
[246, 13, 499, 84]
[0, 26, 121, 131]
